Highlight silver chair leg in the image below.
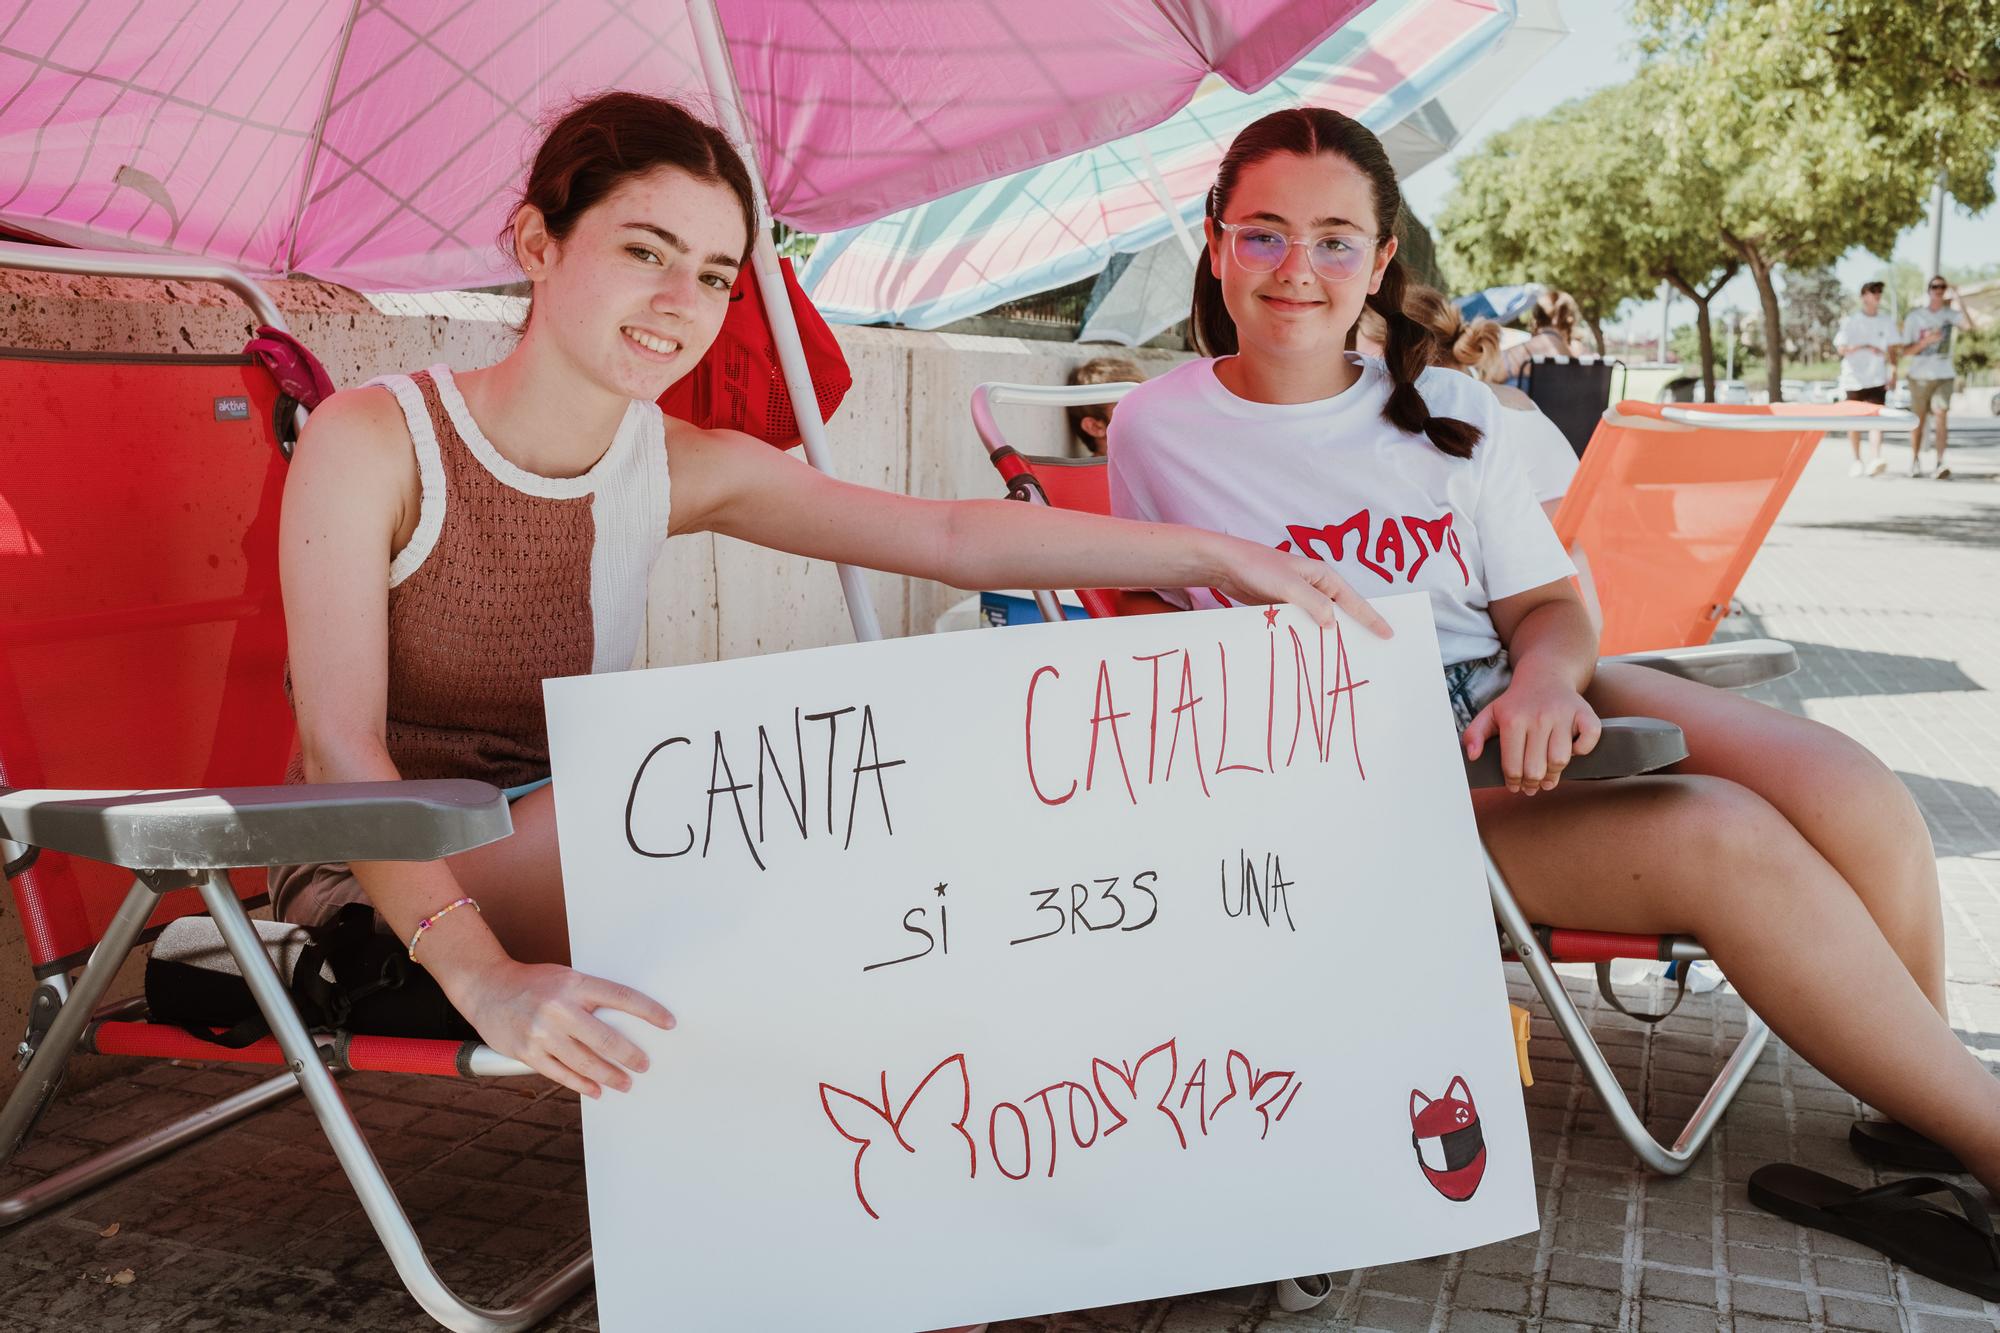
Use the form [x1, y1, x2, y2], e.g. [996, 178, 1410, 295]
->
[0, 876, 162, 1161]
[196, 872, 589, 1333]
[1485, 847, 1770, 1175]
[0, 875, 309, 1224]
[0, 1073, 300, 1225]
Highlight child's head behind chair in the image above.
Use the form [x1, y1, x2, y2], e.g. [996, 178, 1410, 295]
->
[1066, 356, 1147, 455]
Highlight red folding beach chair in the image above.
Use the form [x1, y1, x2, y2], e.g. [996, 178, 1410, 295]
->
[0, 242, 587, 1331]
[970, 379, 1787, 1175]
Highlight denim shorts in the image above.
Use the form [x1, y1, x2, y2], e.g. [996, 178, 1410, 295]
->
[1443, 649, 1512, 733]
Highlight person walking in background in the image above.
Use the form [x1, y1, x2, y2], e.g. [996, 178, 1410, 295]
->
[1900, 276, 1979, 479]
[1834, 280, 1898, 477]
[1065, 355, 1148, 456]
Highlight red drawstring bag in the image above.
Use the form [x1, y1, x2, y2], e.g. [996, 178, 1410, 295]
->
[657, 256, 851, 449]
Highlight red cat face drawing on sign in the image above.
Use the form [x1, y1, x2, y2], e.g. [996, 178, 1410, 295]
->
[1410, 1076, 1485, 1201]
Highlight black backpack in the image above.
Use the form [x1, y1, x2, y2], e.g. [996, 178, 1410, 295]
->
[145, 904, 476, 1046]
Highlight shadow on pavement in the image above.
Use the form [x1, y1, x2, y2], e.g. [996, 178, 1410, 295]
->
[1800, 502, 2000, 547]
[1896, 769, 2000, 859]
[1733, 638, 1986, 706]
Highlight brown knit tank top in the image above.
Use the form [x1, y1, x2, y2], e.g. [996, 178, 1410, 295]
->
[287, 365, 671, 790]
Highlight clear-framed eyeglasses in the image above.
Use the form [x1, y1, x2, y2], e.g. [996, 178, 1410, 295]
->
[1214, 221, 1376, 281]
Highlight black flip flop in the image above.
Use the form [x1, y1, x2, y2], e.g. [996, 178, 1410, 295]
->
[1748, 1164, 2000, 1301]
[1850, 1119, 1966, 1174]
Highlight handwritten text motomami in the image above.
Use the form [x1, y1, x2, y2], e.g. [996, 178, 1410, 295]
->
[818, 1042, 1303, 1220]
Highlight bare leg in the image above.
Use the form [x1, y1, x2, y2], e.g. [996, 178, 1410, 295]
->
[1475, 773, 2000, 1192]
[1934, 409, 1950, 471]
[1848, 430, 1863, 463]
[1587, 663, 1946, 1012]
[1910, 416, 1926, 466]
[440, 784, 570, 965]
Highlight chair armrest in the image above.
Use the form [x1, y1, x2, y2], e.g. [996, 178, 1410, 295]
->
[1602, 638, 1799, 689]
[1463, 717, 1686, 790]
[0, 779, 511, 871]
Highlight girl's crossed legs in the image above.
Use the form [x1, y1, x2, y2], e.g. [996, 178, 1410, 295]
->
[1474, 663, 2000, 1191]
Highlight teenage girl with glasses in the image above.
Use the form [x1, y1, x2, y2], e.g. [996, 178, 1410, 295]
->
[1106, 106, 1999, 1297]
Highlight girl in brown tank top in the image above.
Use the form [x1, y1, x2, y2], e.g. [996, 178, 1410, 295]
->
[277, 91, 1372, 1116]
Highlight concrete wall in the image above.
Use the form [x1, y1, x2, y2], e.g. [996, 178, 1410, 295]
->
[0, 267, 1186, 1093]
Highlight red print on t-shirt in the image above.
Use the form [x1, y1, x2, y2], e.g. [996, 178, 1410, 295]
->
[1209, 508, 1470, 607]
[1281, 508, 1469, 585]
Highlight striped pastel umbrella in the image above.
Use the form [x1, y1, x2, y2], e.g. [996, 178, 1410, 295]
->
[801, 0, 1563, 331]
[0, 0, 1386, 290]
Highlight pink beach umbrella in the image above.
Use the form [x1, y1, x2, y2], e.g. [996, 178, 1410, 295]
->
[0, 0, 1375, 638]
[0, 0, 1380, 288]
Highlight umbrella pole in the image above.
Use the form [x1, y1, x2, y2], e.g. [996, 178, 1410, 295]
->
[1136, 143, 1203, 264]
[689, 0, 885, 644]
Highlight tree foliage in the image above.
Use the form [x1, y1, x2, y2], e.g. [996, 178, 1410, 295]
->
[1635, 0, 2000, 214]
[1437, 95, 1653, 355]
[1440, 71, 1740, 393]
[1631, 0, 2000, 395]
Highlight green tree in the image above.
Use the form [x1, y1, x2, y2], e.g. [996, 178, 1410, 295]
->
[1438, 100, 1654, 356]
[1634, 0, 2000, 397]
[1605, 71, 1744, 398]
[1441, 72, 1739, 396]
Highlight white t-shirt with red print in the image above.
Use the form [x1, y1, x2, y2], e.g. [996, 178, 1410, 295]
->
[1106, 355, 1575, 666]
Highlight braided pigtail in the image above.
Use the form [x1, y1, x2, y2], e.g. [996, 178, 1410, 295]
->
[1369, 258, 1481, 459]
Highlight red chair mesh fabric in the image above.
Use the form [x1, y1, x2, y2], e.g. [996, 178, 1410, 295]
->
[90, 1021, 288, 1065]
[342, 1034, 472, 1077]
[1543, 930, 1675, 965]
[0, 353, 293, 968]
[89, 1023, 477, 1076]
[993, 456, 1175, 619]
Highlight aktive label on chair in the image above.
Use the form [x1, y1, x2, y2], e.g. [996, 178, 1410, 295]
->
[546, 593, 1535, 1333]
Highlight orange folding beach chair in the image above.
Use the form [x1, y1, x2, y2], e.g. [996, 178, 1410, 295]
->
[965, 380, 1870, 1175]
[1557, 400, 1907, 655]
[0, 243, 586, 1331]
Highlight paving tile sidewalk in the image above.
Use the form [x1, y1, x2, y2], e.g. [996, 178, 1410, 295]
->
[1, 431, 1998, 1332]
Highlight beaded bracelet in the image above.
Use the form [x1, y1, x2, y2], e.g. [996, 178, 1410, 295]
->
[408, 896, 480, 961]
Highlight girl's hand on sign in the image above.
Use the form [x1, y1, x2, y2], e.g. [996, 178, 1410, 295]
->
[460, 960, 674, 1098]
[1212, 540, 1392, 639]
[1463, 675, 1601, 795]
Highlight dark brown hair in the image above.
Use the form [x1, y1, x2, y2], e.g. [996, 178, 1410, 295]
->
[505, 90, 758, 285]
[1192, 107, 1480, 458]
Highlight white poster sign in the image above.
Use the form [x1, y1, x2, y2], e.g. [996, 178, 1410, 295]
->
[547, 595, 1536, 1332]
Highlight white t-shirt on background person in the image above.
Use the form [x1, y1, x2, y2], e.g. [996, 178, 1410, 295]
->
[1494, 398, 1579, 505]
[1834, 311, 1900, 390]
[1901, 307, 1964, 382]
[1107, 355, 1574, 666]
